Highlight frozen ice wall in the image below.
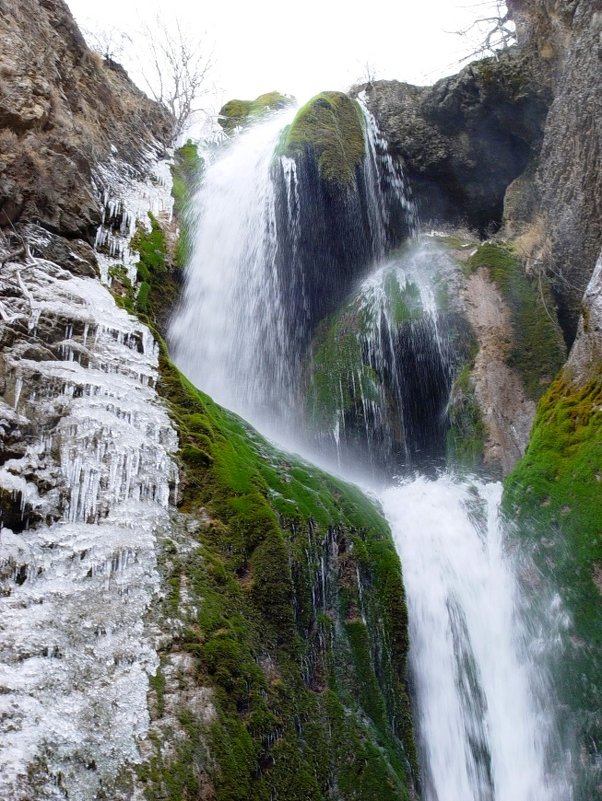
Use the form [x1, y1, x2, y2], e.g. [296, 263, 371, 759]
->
[0, 181, 178, 797]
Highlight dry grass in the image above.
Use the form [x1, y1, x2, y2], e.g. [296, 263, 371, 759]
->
[513, 214, 552, 276]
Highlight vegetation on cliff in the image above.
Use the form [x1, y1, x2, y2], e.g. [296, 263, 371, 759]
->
[282, 92, 365, 186]
[219, 92, 293, 132]
[504, 371, 602, 792]
[466, 242, 565, 400]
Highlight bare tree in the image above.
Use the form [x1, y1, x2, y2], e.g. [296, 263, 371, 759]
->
[138, 17, 214, 140]
[82, 24, 132, 64]
[454, 1, 516, 61]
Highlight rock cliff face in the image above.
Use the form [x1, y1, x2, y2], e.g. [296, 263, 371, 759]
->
[360, 1, 602, 344]
[0, 0, 173, 241]
[354, 50, 550, 235]
[506, 0, 602, 341]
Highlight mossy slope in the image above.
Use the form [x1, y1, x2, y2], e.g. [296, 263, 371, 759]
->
[282, 92, 365, 186]
[504, 372, 602, 796]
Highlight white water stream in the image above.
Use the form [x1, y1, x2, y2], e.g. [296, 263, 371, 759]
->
[381, 475, 571, 801]
[170, 107, 300, 430]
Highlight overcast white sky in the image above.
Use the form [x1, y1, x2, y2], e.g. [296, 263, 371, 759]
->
[66, 0, 509, 117]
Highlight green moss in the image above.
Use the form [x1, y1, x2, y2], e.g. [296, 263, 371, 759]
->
[282, 92, 365, 186]
[130, 211, 180, 331]
[219, 92, 294, 133]
[136, 281, 151, 313]
[504, 372, 602, 788]
[140, 348, 418, 799]
[171, 141, 203, 267]
[305, 266, 427, 441]
[467, 242, 566, 399]
[131, 213, 167, 273]
[446, 364, 486, 470]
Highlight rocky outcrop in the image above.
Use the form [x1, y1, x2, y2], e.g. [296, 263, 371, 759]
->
[355, 50, 550, 234]
[566, 250, 602, 383]
[282, 92, 366, 186]
[462, 265, 535, 473]
[0, 0, 173, 243]
[270, 93, 415, 361]
[505, 0, 602, 341]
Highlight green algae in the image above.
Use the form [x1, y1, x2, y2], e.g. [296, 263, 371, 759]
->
[446, 364, 486, 470]
[146, 353, 418, 799]
[171, 140, 203, 267]
[282, 92, 365, 186]
[504, 372, 602, 792]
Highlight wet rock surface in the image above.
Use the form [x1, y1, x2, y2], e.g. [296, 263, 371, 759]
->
[354, 50, 550, 234]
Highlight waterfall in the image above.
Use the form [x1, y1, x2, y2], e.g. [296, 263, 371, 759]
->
[306, 238, 454, 475]
[381, 475, 572, 801]
[170, 99, 414, 439]
[169, 96, 574, 799]
[169, 108, 300, 430]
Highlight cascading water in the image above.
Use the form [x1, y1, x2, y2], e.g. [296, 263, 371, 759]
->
[170, 98, 415, 438]
[305, 238, 454, 475]
[381, 476, 571, 801]
[170, 97, 574, 800]
[170, 108, 300, 429]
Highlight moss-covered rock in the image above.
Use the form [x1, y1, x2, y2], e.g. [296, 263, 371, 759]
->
[282, 92, 365, 186]
[219, 92, 294, 133]
[139, 349, 418, 800]
[304, 250, 453, 474]
[466, 242, 565, 400]
[171, 140, 203, 267]
[446, 364, 486, 470]
[504, 371, 602, 796]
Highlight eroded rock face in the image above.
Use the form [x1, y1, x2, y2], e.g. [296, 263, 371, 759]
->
[566, 249, 602, 382]
[354, 50, 550, 234]
[462, 268, 535, 473]
[507, 0, 602, 342]
[0, 0, 173, 240]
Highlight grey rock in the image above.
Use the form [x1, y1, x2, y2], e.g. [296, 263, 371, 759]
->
[354, 49, 550, 233]
[506, 0, 602, 342]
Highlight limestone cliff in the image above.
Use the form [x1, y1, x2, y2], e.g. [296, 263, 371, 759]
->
[506, 0, 602, 341]
[0, 0, 173, 242]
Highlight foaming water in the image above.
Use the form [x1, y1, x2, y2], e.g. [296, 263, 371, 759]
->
[170, 108, 300, 432]
[380, 474, 572, 801]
